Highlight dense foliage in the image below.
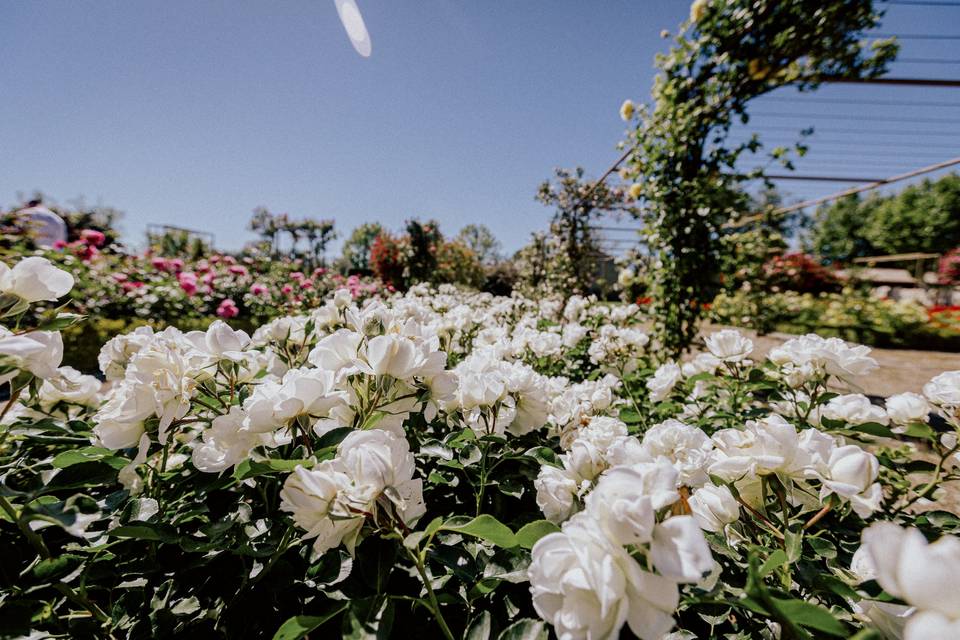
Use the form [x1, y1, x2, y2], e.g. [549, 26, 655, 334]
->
[619, 0, 896, 354]
[3, 256, 960, 639]
[811, 174, 960, 263]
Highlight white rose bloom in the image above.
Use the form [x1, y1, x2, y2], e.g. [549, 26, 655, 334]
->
[307, 329, 362, 376]
[528, 514, 680, 640]
[709, 415, 807, 481]
[924, 371, 960, 420]
[769, 334, 877, 382]
[641, 419, 713, 488]
[649, 516, 714, 583]
[336, 429, 426, 525]
[704, 329, 753, 363]
[886, 392, 931, 427]
[39, 366, 102, 409]
[586, 466, 664, 546]
[822, 394, 889, 426]
[578, 416, 629, 451]
[535, 465, 580, 523]
[682, 352, 721, 377]
[0, 256, 74, 303]
[0, 329, 63, 384]
[185, 320, 251, 361]
[333, 288, 353, 308]
[647, 362, 682, 402]
[272, 368, 349, 425]
[98, 326, 156, 381]
[280, 462, 365, 555]
[819, 445, 881, 517]
[361, 334, 421, 379]
[688, 484, 739, 532]
[859, 522, 960, 640]
[192, 406, 268, 473]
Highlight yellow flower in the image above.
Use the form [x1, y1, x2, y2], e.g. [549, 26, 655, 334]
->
[748, 59, 771, 81]
[628, 183, 643, 200]
[690, 0, 708, 23]
[619, 99, 635, 122]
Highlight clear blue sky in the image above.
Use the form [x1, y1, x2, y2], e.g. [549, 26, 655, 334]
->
[2, 1, 958, 253]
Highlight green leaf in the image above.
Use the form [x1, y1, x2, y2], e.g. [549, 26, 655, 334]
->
[52, 447, 125, 469]
[771, 598, 847, 637]
[464, 611, 492, 640]
[442, 515, 517, 548]
[31, 555, 80, 581]
[110, 523, 180, 543]
[758, 549, 788, 578]
[233, 458, 311, 481]
[497, 619, 547, 640]
[272, 603, 348, 640]
[515, 520, 560, 550]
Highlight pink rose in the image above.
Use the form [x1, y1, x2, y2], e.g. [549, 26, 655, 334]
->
[80, 228, 106, 247]
[216, 298, 239, 319]
[250, 283, 268, 296]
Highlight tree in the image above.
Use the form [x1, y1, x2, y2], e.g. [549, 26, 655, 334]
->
[809, 194, 879, 263]
[619, 0, 895, 355]
[809, 174, 960, 262]
[340, 222, 383, 273]
[865, 174, 960, 256]
[456, 224, 501, 266]
[530, 167, 638, 297]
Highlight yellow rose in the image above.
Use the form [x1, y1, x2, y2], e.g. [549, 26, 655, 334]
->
[619, 99, 635, 122]
[690, 0, 708, 23]
[628, 183, 643, 200]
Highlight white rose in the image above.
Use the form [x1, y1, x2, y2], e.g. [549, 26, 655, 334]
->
[820, 445, 880, 517]
[362, 334, 420, 379]
[586, 466, 661, 546]
[0, 329, 63, 383]
[529, 514, 680, 640]
[688, 484, 739, 532]
[0, 256, 74, 303]
[308, 329, 362, 375]
[647, 362, 682, 402]
[822, 394, 888, 426]
[280, 462, 365, 555]
[186, 320, 251, 361]
[924, 371, 960, 413]
[649, 515, 714, 583]
[641, 419, 713, 488]
[704, 329, 753, 363]
[337, 429, 425, 525]
[535, 465, 580, 524]
[333, 288, 353, 308]
[39, 366, 102, 409]
[191, 406, 267, 473]
[886, 392, 931, 427]
[860, 522, 960, 639]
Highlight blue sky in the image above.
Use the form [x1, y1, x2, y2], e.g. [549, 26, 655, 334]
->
[1, 1, 958, 254]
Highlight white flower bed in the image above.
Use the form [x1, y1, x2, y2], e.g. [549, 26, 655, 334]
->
[1, 256, 959, 639]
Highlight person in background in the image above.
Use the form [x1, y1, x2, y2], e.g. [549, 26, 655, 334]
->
[14, 198, 68, 248]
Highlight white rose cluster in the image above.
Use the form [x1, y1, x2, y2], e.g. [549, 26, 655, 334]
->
[281, 429, 425, 555]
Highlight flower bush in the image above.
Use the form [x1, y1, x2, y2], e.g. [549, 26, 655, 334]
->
[3, 256, 960, 638]
[709, 288, 960, 350]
